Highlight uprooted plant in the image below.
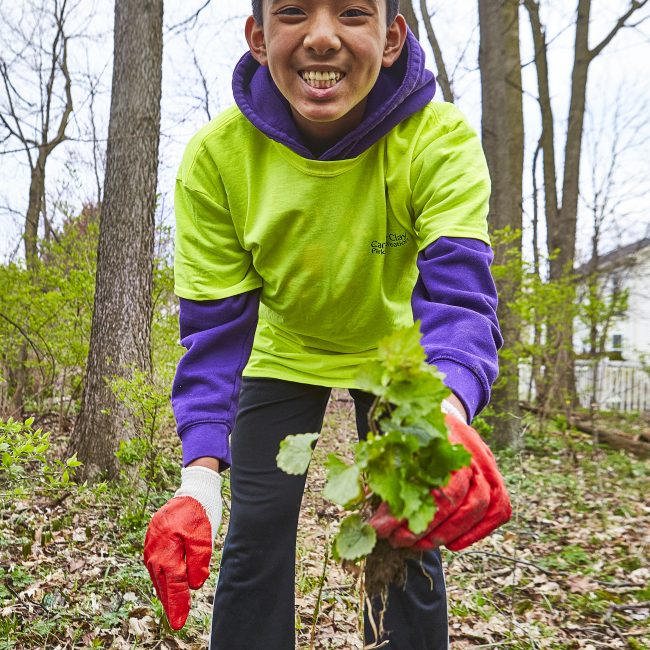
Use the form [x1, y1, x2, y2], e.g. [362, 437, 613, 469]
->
[277, 323, 471, 625]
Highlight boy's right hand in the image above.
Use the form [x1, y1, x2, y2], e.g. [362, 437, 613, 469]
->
[143, 466, 222, 630]
[369, 411, 511, 551]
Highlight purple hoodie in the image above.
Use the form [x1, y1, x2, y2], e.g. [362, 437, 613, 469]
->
[172, 31, 502, 467]
[232, 29, 436, 160]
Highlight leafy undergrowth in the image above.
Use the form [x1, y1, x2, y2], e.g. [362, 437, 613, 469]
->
[1, 401, 648, 649]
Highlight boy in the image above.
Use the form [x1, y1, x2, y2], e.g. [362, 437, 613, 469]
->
[144, 1, 511, 648]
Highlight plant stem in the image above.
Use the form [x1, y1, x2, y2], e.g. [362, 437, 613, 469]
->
[309, 536, 330, 650]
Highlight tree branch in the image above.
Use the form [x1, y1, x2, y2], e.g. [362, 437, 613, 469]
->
[589, 0, 649, 60]
[166, 0, 212, 34]
[44, 0, 72, 154]
[0, 60, 36, 167]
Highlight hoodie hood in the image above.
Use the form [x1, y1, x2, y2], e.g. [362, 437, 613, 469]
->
[232, 29, 436, 161]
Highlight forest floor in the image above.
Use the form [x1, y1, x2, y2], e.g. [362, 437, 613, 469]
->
[1, 394, 649, 649]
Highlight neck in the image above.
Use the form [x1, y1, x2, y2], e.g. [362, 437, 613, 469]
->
[290, 99, 367, 157]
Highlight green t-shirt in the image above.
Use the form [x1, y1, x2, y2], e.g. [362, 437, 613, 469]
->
[174, 101, 490, 387]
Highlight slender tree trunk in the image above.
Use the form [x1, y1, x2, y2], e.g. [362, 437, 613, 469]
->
[419, 0, 454, 102]
[70, 0, 163, 480]
[545, 0, 592, 408]
[523, 0, 558, 262]
[554, 0, 590, 281]
[478, 0, 524, 447]
[401, 1, 420, 39]
[522, 0, 647, 410]
[23, 156, 46, 270]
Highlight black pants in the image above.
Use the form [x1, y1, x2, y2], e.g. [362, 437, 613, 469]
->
[210, 378, 449, 650]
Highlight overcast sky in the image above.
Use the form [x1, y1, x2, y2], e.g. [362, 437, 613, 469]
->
[1, 0, 649, 262]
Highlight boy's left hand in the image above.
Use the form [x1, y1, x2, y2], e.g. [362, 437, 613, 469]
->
[369, 411, 512, 551]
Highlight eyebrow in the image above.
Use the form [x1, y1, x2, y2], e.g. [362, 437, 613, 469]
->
[269, 0, 379, 4]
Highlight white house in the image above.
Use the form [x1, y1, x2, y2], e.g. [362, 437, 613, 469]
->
[573, 237, 650, 412]
[575, 237, 650, 362]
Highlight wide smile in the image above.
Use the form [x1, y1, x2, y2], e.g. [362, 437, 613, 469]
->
[299, 70, 346, 90]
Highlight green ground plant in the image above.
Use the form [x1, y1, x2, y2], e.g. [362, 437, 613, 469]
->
[112, 370, 179, 530]
[0, 209, 98, 418]
[0, 417, 82, 501]
[0, 406, 647, 648]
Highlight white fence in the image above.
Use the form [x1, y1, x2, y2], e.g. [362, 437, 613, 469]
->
[520, 361, 650, 413]
[574, 360, 650, 413]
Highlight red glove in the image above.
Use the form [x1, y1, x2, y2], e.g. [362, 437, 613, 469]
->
[144, 497, 212, 629]
[143, 466, 222, 629]
[369, 413, 511, 551]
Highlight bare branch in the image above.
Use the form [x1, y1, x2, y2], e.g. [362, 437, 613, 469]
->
[166, 0, 212, 34]
[0, 60, 37, 166]
[190, 44, 212, 122]
[44, 0, 73, 154]
[589, 0, 649, 60]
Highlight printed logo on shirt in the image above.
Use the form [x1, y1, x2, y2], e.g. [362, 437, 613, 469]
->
[371, 232, 409, 255]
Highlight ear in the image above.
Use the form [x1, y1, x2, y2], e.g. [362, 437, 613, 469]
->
[245, 15, 268, 66]
[382, 14, 408, 68]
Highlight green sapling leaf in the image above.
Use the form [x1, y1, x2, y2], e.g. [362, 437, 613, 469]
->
[376, 322, 426, 372]
[323, 454, 364, 506]
[276, 432, 320, 475]
[400, 481, 435, 535]
[355, 362, 386, 397]
[335, 513, 377, 560]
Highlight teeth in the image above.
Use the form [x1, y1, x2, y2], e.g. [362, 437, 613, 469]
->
[300, 70, 343, 87]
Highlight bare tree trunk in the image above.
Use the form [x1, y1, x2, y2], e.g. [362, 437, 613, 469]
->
[419, 0, 454, 102]
[523, 0, 648, 409]
[523, 0, 558, 263]
[70, 0, 163, 480]
[401, 0, 420, 39]
[23, 158, 45, 269]
[530, 139, 544, 403]
[478, 0, 524, 448]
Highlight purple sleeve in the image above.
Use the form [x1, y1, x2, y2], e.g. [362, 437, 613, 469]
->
[412, 237, 502, 420]
[171, 290, 260, 468]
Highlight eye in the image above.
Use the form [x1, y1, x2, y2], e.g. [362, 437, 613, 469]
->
[341, 9, 371, 18]
[276, 6, 305, 16]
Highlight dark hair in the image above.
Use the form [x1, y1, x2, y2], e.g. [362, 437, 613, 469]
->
[251, 1, 400, 25]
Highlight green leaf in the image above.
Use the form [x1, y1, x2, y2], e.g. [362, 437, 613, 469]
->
[276, 433, 319, 475]
[335, 514, 377, 560]
[66, 455, 82, 468]
[400, 482, 435, 535]
[376, 322, 426, 371]
[323, 455, 363, 506]
[366, 467, 403, 512]
[355, 362, 386, 396]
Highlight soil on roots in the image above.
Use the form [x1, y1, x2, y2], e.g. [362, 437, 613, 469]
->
[363, 539, 422, 599]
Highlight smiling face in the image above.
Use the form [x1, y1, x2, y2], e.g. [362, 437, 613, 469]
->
[245, 1, 407, 150]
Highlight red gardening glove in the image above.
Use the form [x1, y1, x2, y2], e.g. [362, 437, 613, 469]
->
[370, 414, 511, 551]
[424, 413, 511, 550]
[143, 496, 213, 630]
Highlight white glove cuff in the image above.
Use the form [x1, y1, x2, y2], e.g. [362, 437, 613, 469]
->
[175, 466, 223, 540]
[442, 398, 467, 423]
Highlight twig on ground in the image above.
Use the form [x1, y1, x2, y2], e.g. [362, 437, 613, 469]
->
[5, 581, 48, 613]
[454, 549, 555, 576]
[602, 601, 645, 649]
